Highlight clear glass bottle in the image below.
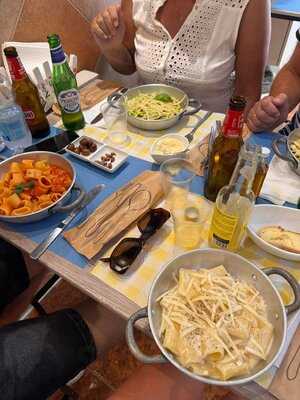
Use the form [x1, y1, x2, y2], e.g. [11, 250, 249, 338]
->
[208, 145, 258, 252]
[252, 147, 270, 197]
[0, 93, 32, 153]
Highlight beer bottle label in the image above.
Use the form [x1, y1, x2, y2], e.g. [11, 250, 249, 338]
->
[6, 56, 26, 81]
[22, 107, 36, 126]
[58, 89, 81, 114]
[50, 44, 66, 64]
[222, 110, 244, 137]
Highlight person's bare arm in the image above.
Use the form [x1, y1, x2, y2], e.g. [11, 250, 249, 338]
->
[234, 0, 271, 117]
[246, 42, 300, 132]
[270, 43, 300, 111]
[91, 0, 136, 75]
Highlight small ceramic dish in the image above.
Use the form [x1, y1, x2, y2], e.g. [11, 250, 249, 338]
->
[150, 134, 189, 164]
[90, 145, 128, 173]
[65, 136, 101, 161]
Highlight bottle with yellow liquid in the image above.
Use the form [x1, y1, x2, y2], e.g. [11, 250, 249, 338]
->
[209, 145, 258, 252]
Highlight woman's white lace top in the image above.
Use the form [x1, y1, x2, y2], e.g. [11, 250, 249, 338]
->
[132, 0, 251, 112]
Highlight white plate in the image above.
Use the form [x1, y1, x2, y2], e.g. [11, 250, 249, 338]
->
[247, 205, 300, 262]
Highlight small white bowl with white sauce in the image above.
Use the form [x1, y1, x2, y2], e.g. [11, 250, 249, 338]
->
[150, 134, 189, 164]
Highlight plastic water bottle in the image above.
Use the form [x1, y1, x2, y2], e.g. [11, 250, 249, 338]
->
[0, 96, 32, 153]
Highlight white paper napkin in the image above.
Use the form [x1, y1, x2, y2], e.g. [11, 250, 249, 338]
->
[260, 155, 300, 205]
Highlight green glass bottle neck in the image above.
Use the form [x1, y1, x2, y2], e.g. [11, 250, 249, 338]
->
[48, 35, 66, 65]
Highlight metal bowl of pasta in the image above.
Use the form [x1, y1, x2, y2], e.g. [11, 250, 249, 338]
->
[0, 151, 85, 223]
[272, 128, 300, 175]
[122, 84, 202, 131]
[126, 248, 300, 386]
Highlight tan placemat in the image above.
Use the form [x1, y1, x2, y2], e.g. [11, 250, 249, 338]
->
[64, 171, 163, 259]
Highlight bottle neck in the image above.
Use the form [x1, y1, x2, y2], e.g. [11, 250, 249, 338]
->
[229, 150, 257, 194]
[6, 56, 27, 81]
[50, 43, 66, 65]
[222, 108, 245, 138]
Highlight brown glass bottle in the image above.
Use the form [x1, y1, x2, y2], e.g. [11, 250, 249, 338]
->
[4, 47, 50, 138]
[204, 96, 246, 202]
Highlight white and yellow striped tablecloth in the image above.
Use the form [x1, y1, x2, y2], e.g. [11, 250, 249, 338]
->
[91, 196, 300, 308]
[83, 111, 223, 163]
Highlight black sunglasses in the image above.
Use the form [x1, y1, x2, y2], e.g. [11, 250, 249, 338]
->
[101, 208, 170, 274]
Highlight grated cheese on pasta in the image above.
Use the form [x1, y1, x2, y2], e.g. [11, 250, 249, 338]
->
[158, 266, 274, 381]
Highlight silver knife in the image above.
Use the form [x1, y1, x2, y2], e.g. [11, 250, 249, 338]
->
[30, 184, 105, 260]
[91, 87, 128, 124]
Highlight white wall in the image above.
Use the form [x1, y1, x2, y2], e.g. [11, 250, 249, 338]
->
[280, 20, 300, 67]
[269, 18, 300, 67]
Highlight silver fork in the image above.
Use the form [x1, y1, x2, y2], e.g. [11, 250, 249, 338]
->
[185, 111, 213, 143]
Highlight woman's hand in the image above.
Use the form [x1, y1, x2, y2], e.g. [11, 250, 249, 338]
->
[91, 0, 136, 75]
[247, 94, 289, 132]
[91, 5, 126, 50]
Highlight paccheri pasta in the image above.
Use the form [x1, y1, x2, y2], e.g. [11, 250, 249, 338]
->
[0, 159, 72, 216]
[158, 266, 274, 381]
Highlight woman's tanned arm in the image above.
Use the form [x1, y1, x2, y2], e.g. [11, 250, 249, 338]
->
[91, 0, 136, 75]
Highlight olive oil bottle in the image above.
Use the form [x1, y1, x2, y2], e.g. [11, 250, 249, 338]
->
[208, 145, 258, 252]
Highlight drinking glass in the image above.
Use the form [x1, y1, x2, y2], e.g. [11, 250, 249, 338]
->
[101, 94, 129, 146]
[160, 158, 195, 212]
[160, 158, 210, 250]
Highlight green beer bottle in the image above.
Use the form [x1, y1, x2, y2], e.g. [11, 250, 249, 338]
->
[47, 34, 85, 131]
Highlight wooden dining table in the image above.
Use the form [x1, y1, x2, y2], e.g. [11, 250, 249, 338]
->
[0, 97, 298, 399]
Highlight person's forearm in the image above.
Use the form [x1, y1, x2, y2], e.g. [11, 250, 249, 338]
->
[270, 65, 300, 111]
[101, 44, 136, 75]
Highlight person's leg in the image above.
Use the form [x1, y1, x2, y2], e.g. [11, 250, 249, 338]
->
[0, 299, 126, 400]
[0, 240, 29, 310]
[0, 309, 96, 400]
